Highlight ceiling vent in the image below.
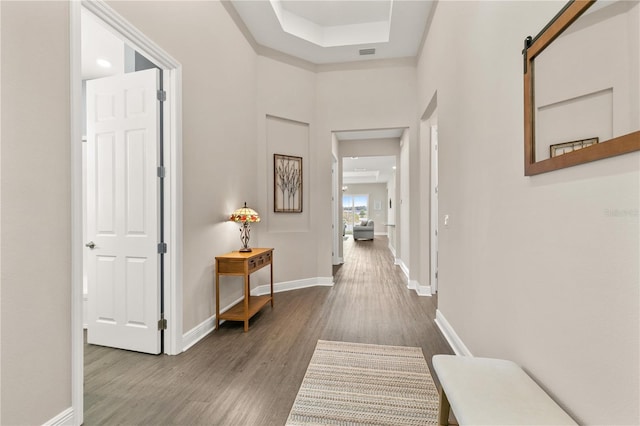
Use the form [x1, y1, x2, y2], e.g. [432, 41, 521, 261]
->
[359, 48, 376, 56]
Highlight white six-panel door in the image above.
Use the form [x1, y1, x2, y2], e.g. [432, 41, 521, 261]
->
[86, 69, 161, 354]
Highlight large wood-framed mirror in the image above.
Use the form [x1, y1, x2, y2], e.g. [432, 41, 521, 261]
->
[524, 0, 640, 176]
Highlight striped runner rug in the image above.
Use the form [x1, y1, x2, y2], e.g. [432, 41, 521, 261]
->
[286, 340, 439, 425]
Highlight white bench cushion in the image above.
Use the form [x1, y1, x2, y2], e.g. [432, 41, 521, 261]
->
[433, 355, 577, 425]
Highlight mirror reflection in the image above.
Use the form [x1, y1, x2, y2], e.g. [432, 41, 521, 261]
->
[533, 0, 639, 161]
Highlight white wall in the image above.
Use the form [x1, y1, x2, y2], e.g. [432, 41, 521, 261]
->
[1, 2, 71, 424]
[417, 1, 639, 424]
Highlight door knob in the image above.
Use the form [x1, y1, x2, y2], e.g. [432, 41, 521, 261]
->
[85, 241, 96, 249]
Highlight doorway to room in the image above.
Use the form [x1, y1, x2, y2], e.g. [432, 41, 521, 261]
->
[72, 2, 183, 422]
[82, 6, 166, 354]
[333, 129, 404, 270]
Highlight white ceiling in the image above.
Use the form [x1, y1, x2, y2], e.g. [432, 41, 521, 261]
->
[81, 8, 124, 80]
[343, 155, 396, 185]
[338, 129, 402, 184]
[230, 0, 434, 64]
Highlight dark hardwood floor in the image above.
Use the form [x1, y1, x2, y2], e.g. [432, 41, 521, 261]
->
[84, 235, 454, 425]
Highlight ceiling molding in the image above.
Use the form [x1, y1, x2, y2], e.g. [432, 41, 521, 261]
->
[220, 0, 261, 53]
[221, 1, 419, 75]
[316, 56, 416, 73]
[226, 0, 433, 69]
[257, 44, 319, 73]
[272, 0, 393, 48]
[222, 0, 319, 72]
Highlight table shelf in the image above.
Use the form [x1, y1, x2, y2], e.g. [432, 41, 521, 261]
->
[215, 248, 274, 332]
[219, 295, 272, 322]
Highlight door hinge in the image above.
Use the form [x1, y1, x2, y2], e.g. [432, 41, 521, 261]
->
[158, 242, 167, 254]
[157, 166, 166, 178]
[158, 315, 167, 330]
[157, 90, 166, 102]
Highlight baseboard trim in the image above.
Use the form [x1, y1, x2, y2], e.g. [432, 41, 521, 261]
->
[253, 276, 334, 296]
[396, 259, 409, 279]
[407, 280, 432, 297]
[435, 309, 473, 356]
[333, 256, 344, 265]
[181, 315, 214, 352]
[43, 407, 74, 426]
[182, 277, 334, 351]
[388, 244, 396, 258]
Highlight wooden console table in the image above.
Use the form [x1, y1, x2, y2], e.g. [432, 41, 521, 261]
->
[215, 248, 274, 332]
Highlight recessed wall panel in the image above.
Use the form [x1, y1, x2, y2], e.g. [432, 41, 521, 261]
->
[96, 256, 117, 323]
[125, 129, 147, 235]
[125, 87, 146, 117]
[125, 257, 147, 327]
[95, 92, 116, 122]
[266, 115, 310, 233]
[96, 132, 116, 234]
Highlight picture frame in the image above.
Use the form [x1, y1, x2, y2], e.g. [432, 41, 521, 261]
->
[549, 137, 599, 158]
[274, 154, 303, 213]
[523, 0, 640, 175]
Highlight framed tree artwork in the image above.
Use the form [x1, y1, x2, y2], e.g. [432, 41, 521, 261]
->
[274, 154, 303, 213]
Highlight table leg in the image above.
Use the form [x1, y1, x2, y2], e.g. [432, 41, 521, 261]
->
[244, 273, 250, 332]
[215, 262, 220, 330]
[438, 387, 450, 426]
[270, 260, 274, 307]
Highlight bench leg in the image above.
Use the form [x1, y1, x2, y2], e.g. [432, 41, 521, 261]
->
[438, 387, 451, 426]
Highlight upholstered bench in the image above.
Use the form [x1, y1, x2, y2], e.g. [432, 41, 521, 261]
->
[432, 355, 577, 425]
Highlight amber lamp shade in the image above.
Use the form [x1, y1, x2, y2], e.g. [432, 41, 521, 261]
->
[229, 202, 260, 252]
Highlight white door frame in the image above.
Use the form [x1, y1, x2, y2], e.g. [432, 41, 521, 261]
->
[430, 124, 438, 294]
[331, 155, 341, 265]
[71, 1, 183, 423]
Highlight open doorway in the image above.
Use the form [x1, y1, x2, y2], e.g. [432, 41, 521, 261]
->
[82, 7, 165, 355]
[333, 129, 403, 267]
[71, 2, 182, 421]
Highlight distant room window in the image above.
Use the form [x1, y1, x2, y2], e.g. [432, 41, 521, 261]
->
[343, 194, 368, 234]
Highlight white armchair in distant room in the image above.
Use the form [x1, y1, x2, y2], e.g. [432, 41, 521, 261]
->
[353, 220, 374, 240]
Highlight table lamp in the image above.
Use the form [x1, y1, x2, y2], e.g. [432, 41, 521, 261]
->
[229, 202, 260, 252]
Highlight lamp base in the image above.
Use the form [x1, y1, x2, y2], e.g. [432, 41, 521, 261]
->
[239, 247, 252, 253]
